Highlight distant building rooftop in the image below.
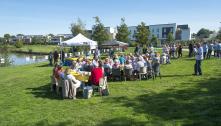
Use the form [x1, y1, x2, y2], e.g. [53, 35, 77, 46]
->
[177, 25, 189, 29]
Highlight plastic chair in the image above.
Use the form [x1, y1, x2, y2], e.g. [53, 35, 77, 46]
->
[92, 76, 108, 96]
[124, 68, 133, 81]
[111, 68, 121, 81]
[139, 67, 147, 80]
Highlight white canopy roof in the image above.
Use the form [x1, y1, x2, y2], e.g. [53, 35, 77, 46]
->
[60, 33, 97, 49]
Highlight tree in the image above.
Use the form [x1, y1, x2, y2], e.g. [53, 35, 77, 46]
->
[167, 32, 174, 43]
[4, 34, 11, 44]
[15, 40, 24, 48]
[197, 28, 212, 39]
[135, 22, 149, 47]
[92, 16, 110, 46]
[151, 35, 159, 47]
[115, 18, 130, 43]
[0, 37, 4, 44]
[70, 18, 87, 36]
[32, 37, 42, 45]
[216, 29, 221, 41]
[48, 34, 54, 37]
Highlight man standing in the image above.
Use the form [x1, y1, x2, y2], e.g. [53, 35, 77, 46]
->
[53, 50, 59, 65]
[193, 43, 203, 76]
[188, 43, 194, 57]
[48, 52, 53, 66]
[202, 42, 208, 59]
[207, 42, 213, 59]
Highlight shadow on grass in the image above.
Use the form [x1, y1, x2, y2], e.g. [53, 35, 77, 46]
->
[26, 83, 63, 100]
[98, 117, 148, 126]
[24, 119, 73, 126]
[36, 64, 52, 67]
[102, 74, 221, 126]
[161, 74, 192, 78]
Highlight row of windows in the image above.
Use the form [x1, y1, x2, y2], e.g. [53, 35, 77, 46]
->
[130, 28, 174, 34]
[151, 28, 174, 33]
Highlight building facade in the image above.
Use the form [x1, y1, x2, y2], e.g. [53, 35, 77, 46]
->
[128, 23, 191, 43]
[176, 25, 191, 41]
[128, 26, 138, 41]
[149, 23, 176, 43]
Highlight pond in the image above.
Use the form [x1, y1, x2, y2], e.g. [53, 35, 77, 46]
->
[0, 53, 48, 66]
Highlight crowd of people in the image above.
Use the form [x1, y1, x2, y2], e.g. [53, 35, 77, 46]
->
[50, 40, 221, 99]
[189, 41, 221, 59]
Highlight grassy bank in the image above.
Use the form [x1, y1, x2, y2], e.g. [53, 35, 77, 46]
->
[0, 55, 221, 125]
[9, 45, 64, 54]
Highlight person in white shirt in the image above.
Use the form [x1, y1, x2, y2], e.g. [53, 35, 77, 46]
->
[124, 60, 133, 69]
[65, 68, 81, 99]
[137, 57, 145, 72]
[193, 43, 203, 76]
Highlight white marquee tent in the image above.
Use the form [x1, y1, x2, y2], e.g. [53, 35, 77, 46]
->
[60, 33, 97, 50]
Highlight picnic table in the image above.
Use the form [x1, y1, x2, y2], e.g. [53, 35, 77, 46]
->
[71, 70, 91, 82]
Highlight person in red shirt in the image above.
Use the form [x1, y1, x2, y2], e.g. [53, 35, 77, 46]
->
[90, 61, 103, 86]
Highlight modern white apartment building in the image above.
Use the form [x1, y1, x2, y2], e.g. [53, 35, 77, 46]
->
[91, 26, 117, 40]
[149, 23, 176, 42]
[176, 25, 191, 41]
[128, 26, 138, 41]
[104, 27, 117, 40]
[128, 23, 191, 43]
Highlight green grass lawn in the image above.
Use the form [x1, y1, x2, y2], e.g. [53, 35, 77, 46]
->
[10, 45, 63, 53]
[0, 56, 221, 126]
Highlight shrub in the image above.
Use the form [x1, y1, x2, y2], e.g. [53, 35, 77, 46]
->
[15, 40, 23, 48]
[130, 41, 137, 47]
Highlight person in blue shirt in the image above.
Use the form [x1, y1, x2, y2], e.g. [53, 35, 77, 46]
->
[202, 42, 208, 59]
[207, 42, 213, 59]
[193, 43, 203, 76]
[213, 42, 218, 57]
[217, 42, 221, 58]
[119, 55, 126, 65]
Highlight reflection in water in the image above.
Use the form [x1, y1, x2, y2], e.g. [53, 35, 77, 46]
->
[0, 53, 47, 66]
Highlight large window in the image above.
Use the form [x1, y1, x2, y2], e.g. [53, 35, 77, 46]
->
[157, 34, 159, 38]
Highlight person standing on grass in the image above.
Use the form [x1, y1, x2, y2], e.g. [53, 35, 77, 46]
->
[178, 44, 182, 58]
[203, 42, 208, 59]
[188, 43, 194, 57]
[217, 41, 221, 58]
[193, 43, 203, 76]
[53, 50, 59, 65]
[207, 42, 213, 59]
[48, 52, 53, 66]
[214, 42, 218, 57]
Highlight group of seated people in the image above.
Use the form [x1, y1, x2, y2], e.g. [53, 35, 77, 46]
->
[51, 60, 104, 100]
[51, 50, 163, 99]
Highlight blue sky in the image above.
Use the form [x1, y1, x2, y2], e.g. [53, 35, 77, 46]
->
[0, 0, 220, 36]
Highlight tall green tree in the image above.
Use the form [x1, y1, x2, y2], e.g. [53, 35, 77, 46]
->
[32, 37, 42, 45]
[0, 37, 4, 44]
[135, 22, 149, 47]
[4, 34, 11, 44]
[167, 32, 174, 43]
[116, 18, 130, 43]
[216, 29, 221, 41]
[92, 16, 109, 46]
[70, 18, 87, 36]
[151, 35, 159, 47]
[48, 33, 54, 37]
[197, 28, 212, 39]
